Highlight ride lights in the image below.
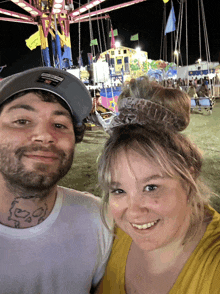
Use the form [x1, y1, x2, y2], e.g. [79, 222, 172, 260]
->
[0, 7, 34, 21]
[71, 0, 106, 17]
[11, 0, 41, 16]
[115, 41, 121, 48]
[52, 0, 65, 14]
[135, 47, 141, 53]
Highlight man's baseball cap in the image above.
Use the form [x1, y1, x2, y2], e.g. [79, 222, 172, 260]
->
[0, 67, 92, 125]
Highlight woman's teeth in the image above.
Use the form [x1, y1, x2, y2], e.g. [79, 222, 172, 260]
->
[132, 219, 159, 230]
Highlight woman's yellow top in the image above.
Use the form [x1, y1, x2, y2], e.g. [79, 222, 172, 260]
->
[100, 206, 220, 293]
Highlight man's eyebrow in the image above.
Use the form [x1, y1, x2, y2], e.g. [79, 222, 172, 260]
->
[52, 110, 72, 120]
[6, 105, 72, 120]
[6, 104, 35, 113]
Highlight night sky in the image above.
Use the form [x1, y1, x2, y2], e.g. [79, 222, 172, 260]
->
[0, 0, 219, 77]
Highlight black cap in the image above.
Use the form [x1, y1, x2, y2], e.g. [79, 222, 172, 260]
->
[0, 67, 92, 125]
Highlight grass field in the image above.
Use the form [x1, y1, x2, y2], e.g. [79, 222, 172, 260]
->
[59, 99, 220, 212]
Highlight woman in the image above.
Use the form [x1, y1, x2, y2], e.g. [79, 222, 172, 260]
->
[97, 77, 220, 293]
[187, 81, 198, 98]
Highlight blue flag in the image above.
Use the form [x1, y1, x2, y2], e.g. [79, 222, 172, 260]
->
[165, 6, 176, 35]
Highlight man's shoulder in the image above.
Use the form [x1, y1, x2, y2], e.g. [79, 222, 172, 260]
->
[57, 186, 101, 211]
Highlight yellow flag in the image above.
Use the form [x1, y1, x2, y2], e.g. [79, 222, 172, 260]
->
[163, 0, 169, 3]
[25, 31, 41, 50]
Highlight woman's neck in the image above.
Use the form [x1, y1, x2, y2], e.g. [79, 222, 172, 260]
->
[131, 221, 207, 275]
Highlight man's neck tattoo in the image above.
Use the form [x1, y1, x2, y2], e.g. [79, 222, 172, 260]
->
[8, 196, 48, 228]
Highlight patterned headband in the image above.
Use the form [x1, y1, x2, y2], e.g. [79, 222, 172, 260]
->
[107, 97, 182, 134]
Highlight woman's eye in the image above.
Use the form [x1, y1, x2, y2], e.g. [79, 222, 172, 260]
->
[110, 189, 125, 195]
[144, 185, 157, 192]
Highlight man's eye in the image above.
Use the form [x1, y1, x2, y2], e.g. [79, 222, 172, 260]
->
[14, 119, 29, 125]
[144, 185, 157, 192]
[54, 123, 67, 129]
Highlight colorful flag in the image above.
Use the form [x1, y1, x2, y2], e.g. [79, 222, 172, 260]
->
[90, 39, 98, 46]
[87, 53, 93, 65]
[94, 52, 100, 63]
[109, 29, 118, 37]
[110, 27, 116, 49]
[130, 33, 139, 41]
[25, 31, 41, 50]
[164, 6, 176, 35]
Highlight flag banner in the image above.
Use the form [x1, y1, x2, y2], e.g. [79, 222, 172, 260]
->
[25, 31, 41, 50]
[130, 33, 139, 41]
[109, 29, 118, 37]
[90, 39, 98, 46]
[94, 52, 101, 63]
[165, 6, 176, 35]
[110, 27, 116, 49]
[87, 53, 93, 65]
[163, 0, 169, 3]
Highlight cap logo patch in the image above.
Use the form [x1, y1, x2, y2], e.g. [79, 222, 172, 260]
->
[36, 72, 64, 87]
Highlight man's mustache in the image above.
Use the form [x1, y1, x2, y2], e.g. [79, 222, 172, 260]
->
[15, 145, 67, 160]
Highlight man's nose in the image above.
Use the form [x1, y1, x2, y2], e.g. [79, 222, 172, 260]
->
[31, 123, 55, 144]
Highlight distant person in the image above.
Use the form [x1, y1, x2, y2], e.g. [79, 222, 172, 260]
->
[187, 81, 198, 98]
[0, 67, 112, 294]
[96, 76, 220, 294]
[194, 77, 198, 88]
[197, 82, 210, 97]
[173, 82, 182, 90]
[91, 91, 102, 112]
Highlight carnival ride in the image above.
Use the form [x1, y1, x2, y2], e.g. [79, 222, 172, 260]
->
[161, 0, 216, 115]
[167, 0, 215, 82]
[0, 0, 148, 128]
[0, 0, 146, 69]
[1, 0, 216, 126]
[190, 97, 214, 115]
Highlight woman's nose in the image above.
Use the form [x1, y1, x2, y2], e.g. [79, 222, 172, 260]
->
[127, 194, 150, 214]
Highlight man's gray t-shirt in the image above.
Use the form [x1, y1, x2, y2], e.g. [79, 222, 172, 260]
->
[0, 186, 113, 294]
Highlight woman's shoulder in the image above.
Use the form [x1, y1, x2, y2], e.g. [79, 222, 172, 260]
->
[109, 227, 132, 260]
[114, 227, 132, 244]
[205, 205, 220, 235]
[170, 206, 220, 293]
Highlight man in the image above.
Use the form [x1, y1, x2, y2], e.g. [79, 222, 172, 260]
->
[0, 67, 112, 294]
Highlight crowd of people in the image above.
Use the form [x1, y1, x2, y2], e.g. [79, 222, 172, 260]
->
[161, 77, 212, 97]
[0, 68, 219, 294]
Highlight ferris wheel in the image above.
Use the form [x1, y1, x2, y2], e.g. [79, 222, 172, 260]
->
[0, 0, 146, 69]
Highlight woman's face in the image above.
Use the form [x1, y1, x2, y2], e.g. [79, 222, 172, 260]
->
[109, 149, 191, 252]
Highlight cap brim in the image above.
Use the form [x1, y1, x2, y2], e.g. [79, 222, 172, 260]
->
[0, 67, 92, 124]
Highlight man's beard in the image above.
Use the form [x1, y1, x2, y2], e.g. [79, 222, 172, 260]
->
[0, 144, 74, 198]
